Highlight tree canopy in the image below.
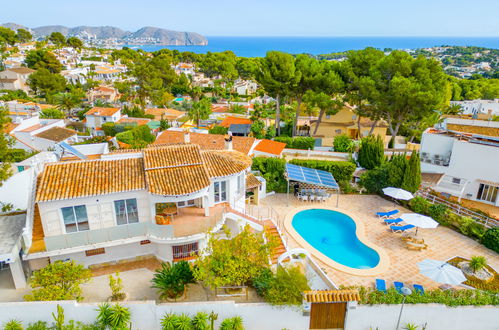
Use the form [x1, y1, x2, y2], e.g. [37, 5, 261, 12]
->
[26, 49, 63, 73]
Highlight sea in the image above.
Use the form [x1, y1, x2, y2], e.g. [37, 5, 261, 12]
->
[125, 36, 499, 57]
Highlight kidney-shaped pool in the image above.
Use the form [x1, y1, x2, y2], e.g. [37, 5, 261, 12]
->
[292, 209, 380, 269]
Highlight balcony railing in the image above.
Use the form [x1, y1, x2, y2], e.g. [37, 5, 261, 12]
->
[44, 222, 174, 252]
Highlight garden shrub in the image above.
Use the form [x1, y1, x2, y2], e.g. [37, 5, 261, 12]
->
[408, 196, 431, 214]
[209, 126, 228, 135]
[481, 228, 499, 253]
[116, 125, 155, 148]
[251, 157, 287, 193]
[359, 165, 390, 194]
[428, 204, 448, 224]
[289, 159, 356, 182]
[151, 261, 194, 300]
[256, 266, 310, 306]
[357, 135, 384, 170]
[274, 136, 315, 150]
[469, 256, 487, 272]
[332, 134, 354, 152]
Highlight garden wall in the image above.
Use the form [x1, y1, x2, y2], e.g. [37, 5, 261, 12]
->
[0, 300, 308, 330]
[345, 303, 499, 330]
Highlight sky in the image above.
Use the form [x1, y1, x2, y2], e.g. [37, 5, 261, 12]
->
[2, 0, 499, 37]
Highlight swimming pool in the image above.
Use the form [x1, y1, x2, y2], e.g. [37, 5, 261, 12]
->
[292, 209, 380, 269]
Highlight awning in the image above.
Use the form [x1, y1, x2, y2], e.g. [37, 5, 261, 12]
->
[285, 163, 339, 189]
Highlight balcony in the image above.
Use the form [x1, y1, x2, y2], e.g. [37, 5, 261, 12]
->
[42, 204, 226, 253]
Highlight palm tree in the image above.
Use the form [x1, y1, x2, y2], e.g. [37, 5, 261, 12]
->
[188, 99, 212, 128]
[54, 92, 82, 117]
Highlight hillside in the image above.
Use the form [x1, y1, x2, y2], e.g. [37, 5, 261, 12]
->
[1, 23, 208, 46]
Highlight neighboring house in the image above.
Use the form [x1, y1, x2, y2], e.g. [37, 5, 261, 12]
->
[450, 99, 499, 118]
[61, 67, 88, 85]
[253, 139, 286, 158]
[24, 144, 252, 269]
[117, 116, 151, 127]
[93, 66, 121, 81]
[174, 63, 195, 76]
[233, 80, 258, 95]
[0, 214, 27, 289]
[0, 67, 35, 92]
[309, 106, 388, 146]
[154, 130, 257, 155]
[87, 86, 120, 103]
[145, 108, 186, 122]
[9, 116, 75, 151]
[420, 117, 499, 206]
[229, 124, 251, 137]
[219, 116, 252, 128]
[84, 107, 122, 135]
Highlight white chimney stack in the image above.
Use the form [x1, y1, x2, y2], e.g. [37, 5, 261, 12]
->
[184, 132, 190, 143]
[224, 132, 233, 151]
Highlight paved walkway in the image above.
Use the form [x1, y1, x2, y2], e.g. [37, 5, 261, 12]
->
[261, 193, 499, 290]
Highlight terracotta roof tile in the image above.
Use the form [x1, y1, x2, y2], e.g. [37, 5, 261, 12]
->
[36, 158, 146, 202]
[85, 107, 120, 116]
[117, 117, 151, 126]
[246, 173, 262, 189]
[254, 139, 286, 155]
[143, 144, 203, 169]
[34, 127, 76, 142]
[146, 165, 210, 196]
[219, 116, 252, 128]
[303, 290, 360, 303]
[201, 150, 252, 178]
[447, 123, 499, 137]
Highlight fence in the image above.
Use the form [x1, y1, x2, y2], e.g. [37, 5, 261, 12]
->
[416, 190, 499, 228]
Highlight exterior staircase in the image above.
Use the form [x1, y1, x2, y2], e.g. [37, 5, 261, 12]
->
[264, 220, 286, 264]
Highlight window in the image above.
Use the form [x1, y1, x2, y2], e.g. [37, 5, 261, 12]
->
[325, 114, 331, 119]
[61, 205, 89, 233]
[477, 184, 498, 203]
[237, 174, 244, 196]
[114, 199, 139, 225]
[177, 199, 196, 208]
[140, 240, 151, 245]
[173, 242, 199, 261]
[452, 178, 461, 184]
[214, 181, 227, 203]
[335, 129, 342, 134]
[85, 248, 105, 256]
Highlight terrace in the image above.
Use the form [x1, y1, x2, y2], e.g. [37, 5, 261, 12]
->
[260, 193, 499, 290]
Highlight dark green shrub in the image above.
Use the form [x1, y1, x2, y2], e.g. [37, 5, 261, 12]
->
[357, 135, 384, 170]
[359, 165, 390, 193]
[333, 134, 354, 152]
[252, 268, 273, 296]
[151, 261, 195, 300]
[274, 136, 315, 149]
[260, 266, 310, 306]
[209, 126, 228, 135]
[251, 157, 287, 192]
[428, 204, 448, 224]
[401, 152, 421, 193]
[289, 159, 356, 182]
[481, 228, 499, 253]
[408, 196, 431, 214]
[116, 125, 155, 148]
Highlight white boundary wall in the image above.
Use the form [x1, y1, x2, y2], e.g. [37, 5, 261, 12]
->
[345, 303, 499, 330]
[0, 300, 308, 330]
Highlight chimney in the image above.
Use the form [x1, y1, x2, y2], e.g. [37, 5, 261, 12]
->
[184, 132, 190, 143]
[224, 132, 233, 151]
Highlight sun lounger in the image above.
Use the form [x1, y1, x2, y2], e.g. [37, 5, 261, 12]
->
[406, 241, 428, 251]
[394, 281, 404, 294]
[383, 218, 403, 225]
[375, 279, 387, 293]
[413, 284, 425, 295]
[376, 210, 399, 219]
[390, 224, 415, 233]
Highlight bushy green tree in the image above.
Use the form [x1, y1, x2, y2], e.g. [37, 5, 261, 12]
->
[16, 28, 32, 43]
[333, 134, 354, 152]
[48, 32, 66, 47]
[481, 228, 499, 253]
[40, 108, 65, 119]
[66, 36, 83, 49]
[357, 135, 384, 170]
[209, 126, 228, 135]
[27, 69, 67, 97]
[0, 27, 17, 47]
[401, 152, 421, 193]
[115, 125, 155, 148]
[255, 266, 310, 306]
[24, 260, 91, 301]
[26, 49, 63, 73]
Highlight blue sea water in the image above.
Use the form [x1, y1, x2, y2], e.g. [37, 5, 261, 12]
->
[126, 36, 499, 57]
[292, 209, 380, 269]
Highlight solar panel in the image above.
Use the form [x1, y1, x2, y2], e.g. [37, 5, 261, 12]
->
[285, 163, 338, 189]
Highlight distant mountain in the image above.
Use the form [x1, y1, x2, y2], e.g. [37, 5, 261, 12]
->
[1, 22, 30, 31]
[1, 23, 207, 46]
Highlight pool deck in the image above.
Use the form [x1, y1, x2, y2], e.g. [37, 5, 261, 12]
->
[261, 194, 499, 290]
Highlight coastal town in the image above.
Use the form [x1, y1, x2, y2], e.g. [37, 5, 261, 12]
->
[0, 19, 498, 330]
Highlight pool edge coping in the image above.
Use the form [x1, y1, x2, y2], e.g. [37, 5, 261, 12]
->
[283, 205, 391, 277]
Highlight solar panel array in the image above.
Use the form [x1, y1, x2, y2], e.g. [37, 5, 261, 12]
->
[285, 163, 338, 189]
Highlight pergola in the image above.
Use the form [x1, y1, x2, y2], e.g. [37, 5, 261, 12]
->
[284, 163, 340, 207]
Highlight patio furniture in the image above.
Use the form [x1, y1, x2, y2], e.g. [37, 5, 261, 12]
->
[299, 195, 309, 202]
[375, 279, 387, 293]
[418, 260, 466, 285]
[390, 224, 415, 233]
[413, 284, 425, 295]
[376, 209, 399, 219]
[309, 195, 316, 202]
[155, 215, 172, 225]
[382, 187, 414, 201]
[405, 240, 428, 251]
[394, 281, 405, 294]
[383, 218, 403, 225]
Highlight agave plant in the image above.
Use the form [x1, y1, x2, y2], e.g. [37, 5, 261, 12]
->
[151, 262, 194, 300]
[160, 313, 178, 330]
[191, 312, 209, 330]
[175, 314, 192, 330]
[3, 320, 23, 330]
[469, 256, 487, 272]
[108, 303, 131, 329]
[219, 317, 244, 330]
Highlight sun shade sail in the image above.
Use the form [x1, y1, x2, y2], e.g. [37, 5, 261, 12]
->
[285, 163, 339, 189]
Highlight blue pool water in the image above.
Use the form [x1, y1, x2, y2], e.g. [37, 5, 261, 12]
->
[292, 209, 380, 269]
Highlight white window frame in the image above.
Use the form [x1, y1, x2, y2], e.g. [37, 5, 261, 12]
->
[214, 181, 227, 203]
[60, 205, 89, 233]
[113, 198, 139, 225]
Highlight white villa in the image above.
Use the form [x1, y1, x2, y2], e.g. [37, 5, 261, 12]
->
[84, 107, 122, 135]
[420, 117, 499, 206]
[23, 143, 262, 274]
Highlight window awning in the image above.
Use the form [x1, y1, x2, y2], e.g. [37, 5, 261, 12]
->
[285, 163, 339, 190]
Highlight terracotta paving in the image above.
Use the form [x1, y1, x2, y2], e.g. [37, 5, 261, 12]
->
[261, 194, 499, 290]
[89, 256, 162, 276]
[171, 204, 225, 237]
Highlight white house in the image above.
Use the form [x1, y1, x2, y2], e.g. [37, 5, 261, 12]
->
[450, 99, 499, 118]
[420, 118, 499, 206]
[0, 67, 35, 93]
[84, 107, 122, 135]
[23, 144, 255, 271]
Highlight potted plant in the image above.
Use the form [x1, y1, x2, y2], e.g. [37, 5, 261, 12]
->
[151, 261, 194, 301]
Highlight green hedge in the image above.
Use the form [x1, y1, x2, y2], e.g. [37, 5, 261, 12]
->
[482, 228, 499, 253]
[274, 136, 315, 150]
[289, 159, 356, 182]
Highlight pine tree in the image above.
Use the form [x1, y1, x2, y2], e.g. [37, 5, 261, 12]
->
[358, 135, 384, 170]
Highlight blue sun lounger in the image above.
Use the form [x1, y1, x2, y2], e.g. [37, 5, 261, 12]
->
[383, 218, 403, 225]
[413, 284, 425, 295]
[375, 279, 387, 293]
[394, 281, 404, 294]
[390, 224, 415, 233]
[376, 209, 399, 219]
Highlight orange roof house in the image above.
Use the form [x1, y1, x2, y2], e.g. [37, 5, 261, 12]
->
[117, 117, 151, 126]
[219, 116, 252, 128]
[145, 108, 186, 121]
[253, 139, 286, 157]
[85, 107, 121, 117]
